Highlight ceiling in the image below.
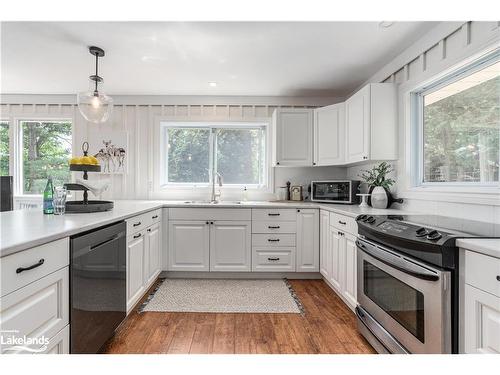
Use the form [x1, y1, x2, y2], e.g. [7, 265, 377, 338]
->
[1, 22, 438, 97]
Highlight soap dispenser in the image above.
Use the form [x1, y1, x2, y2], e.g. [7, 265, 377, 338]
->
[242, 186, 248, 202]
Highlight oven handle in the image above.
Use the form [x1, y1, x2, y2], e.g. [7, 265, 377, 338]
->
[356, 239, 440, 281]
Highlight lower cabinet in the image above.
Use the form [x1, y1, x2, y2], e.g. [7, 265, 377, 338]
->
[320, 210, 358, 311]
[210, 221, 251, 272]
[0, 267, 69, 354]
[126, 212, 163, 313]
[464, 284, 500, 353]
[296, 209, 319, 272]
[127, 231, 146, 312]
[168, 221, 210, 271]
[145, 222, 161, 286]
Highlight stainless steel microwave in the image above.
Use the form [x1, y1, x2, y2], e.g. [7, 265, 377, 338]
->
[310, 180, 360, 204]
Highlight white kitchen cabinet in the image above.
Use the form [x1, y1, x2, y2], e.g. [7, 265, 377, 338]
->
[296, 209, 319, 272]
[0, 267, 69, 354]
[345, 83, 397, 163]
[322, 212, 358, 311]
[313, 103, 345, 166]
[329, 227, 343, 292]
[145, 222, 161, 287]
[272, 108, 313, 166]
[168, 221, 210, 271]
[464, 284, 500, 353]
[127, 231, 146, 311]
[210, 221, 251, 272]
[319, 210, 331, 279]
[343, 233, 357, 308]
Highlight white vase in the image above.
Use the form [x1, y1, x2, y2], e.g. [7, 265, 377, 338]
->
[371, 186, 388, 209]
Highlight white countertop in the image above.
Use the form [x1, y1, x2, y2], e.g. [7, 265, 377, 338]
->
[0, 199, 407, 257]
[456, 238, 500, 259]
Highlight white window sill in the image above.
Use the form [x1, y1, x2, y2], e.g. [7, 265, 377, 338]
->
[399, 186, 500, 206]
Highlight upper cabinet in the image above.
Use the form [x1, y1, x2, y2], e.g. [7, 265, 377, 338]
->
[345, 83, 397, 163]
[272, 83, 396, 167]
[313, 103, 345, 166]
[272, 108, 313, 166]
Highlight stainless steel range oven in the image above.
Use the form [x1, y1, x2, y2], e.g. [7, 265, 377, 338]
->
[356, 237, 451, 354]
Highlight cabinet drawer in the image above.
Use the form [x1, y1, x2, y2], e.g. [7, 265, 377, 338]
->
[252, 234, 296, 247]
[169, 208, 251, 221]
[126, 213, 151, 235]
[1, 237, 69, 297]
[0, 267, 69, 354]
[329, 212, 357, 235]
[252, 248, 295, 272]
[149, 209, 162, 224]
[252, 221, 297, 234]
[252, 209, 297, 222]
[465, 251, 500, 298]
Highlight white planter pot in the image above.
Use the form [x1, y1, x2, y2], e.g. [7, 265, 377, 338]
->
[371, 186, 388, 209]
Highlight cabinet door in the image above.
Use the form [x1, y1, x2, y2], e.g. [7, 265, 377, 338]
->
[343, 233, 357, 309]
[296, 209, 319, 272]
[210, 221, 251, 272]
[319, 210, 331, 278]
[329, 227, 343, 292]
[168, 221, 210, 271]
[346, 85, 370, 163]
[145, 222, 161, 287]
[314, 103, 345, 165]
[274, 108, 313, 166]
[464, 284, 500, 353]
[127, 232, 145, 311]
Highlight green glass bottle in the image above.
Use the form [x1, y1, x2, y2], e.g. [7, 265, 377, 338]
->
[43, 177, 54, 214]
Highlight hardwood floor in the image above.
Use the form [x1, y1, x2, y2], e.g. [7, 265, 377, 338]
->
[101, 279, 376, 354]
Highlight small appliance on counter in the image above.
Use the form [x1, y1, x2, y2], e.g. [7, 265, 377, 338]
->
[310, 180, 360, 204]
[65, 142, 113, 213]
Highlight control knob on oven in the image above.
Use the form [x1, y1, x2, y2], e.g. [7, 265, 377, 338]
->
[426, 230, 442, 241]
[415, 227, 428, 237]
[365, 216, 376, 224]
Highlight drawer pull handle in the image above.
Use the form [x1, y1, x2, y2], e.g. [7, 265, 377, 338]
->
[268, 213, 280, 216]
[268, 239, 280, 242]
[268, 257, 280, 261]
[497, 276, 500, 282]
[338, 220, 346, 225]
[133, 222, 141, 227]
[133, 233, 142, 239]
[268, 226, 280, 229]
[152, 215, 158, 219]
[16, 259, 44, 274]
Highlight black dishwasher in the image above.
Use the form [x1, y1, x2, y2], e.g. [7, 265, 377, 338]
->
[70, 221, 126, 353]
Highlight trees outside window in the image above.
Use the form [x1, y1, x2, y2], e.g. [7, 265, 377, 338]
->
[162, 123, 267, 187]
[419, 59, 499, 185]
[0, 121, 9, 176]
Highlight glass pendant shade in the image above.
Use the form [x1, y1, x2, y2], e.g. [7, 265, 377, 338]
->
[77, 90, 113, 124]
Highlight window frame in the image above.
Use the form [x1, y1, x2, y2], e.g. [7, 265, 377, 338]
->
[410, 50, 500, 191]
[158, 121, 271, 191]
[8, 116, 74, 197]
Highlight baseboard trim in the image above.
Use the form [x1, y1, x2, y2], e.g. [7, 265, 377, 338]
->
[161, 271, 322, 280]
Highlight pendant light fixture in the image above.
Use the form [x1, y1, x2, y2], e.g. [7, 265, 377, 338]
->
[77, 46, 113, 124]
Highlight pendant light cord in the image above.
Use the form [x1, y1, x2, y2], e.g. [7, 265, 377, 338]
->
[94, 53, 99, 95]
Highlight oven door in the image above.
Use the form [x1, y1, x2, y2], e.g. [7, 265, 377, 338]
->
[356, 238, 451, 354]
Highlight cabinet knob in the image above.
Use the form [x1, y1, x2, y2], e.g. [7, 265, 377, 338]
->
[497, 275, 500, 282]
[206, 221, 209, 225]
[313, 162, 316, 166]
[277, 162, 280, 165]
[297, 209, 301, 212]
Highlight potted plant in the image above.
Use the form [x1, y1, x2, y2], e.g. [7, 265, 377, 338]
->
[359, 162, 401, 208]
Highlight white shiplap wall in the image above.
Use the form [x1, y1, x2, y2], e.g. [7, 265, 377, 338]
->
[0, 97, 346, 202]
[347, 21, 500, 223]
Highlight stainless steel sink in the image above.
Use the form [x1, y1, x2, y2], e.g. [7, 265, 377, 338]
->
[183, 200, 242, 205]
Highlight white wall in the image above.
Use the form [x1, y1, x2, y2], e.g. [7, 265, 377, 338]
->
[347, 21, 500, 223]
[0, 96, 346, 202]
